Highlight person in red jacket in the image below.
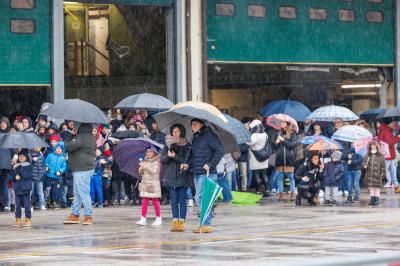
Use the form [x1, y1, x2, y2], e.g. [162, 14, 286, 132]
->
[377, 121, 400, 188]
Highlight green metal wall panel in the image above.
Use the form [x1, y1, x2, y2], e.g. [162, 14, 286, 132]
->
[207, 0, 394, 65]
[0, 0, 51, 85]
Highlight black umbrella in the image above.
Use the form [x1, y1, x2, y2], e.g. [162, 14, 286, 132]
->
[41, 99, 107, 124]
[115, 93, 173, 111]
[376, 107, 400, 121]
[0, 132, 49, 149]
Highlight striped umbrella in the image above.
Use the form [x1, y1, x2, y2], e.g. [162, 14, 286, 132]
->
[266, 113, 299, 133]
[332, 125, 372, 143]
[306, 105, 359, 122]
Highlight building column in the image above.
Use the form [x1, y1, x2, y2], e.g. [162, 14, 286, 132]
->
[52, 0, 65, 102]
[395, 0, 400, 105]
[174, 0, 187, 102]
[166, 8, 175, 102]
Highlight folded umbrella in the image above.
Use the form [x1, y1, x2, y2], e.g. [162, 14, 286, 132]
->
[266, 114, 299, 133]
[331, 125, 372, 143]
[200, 178, 223, 226]
[113, 138, 164, 178]
[307, 139, 343, 151]
[0, 132, 49, 149]
[224, 114, 250, 144]
[306, 105, 359, 122]
[41, 99, 107, 124]
[115, 93, 173, 111]
[154, 101, 239, 153]
[260, 100, 311, 122]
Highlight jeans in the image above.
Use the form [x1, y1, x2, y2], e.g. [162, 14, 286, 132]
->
[194, 174, 217, 226]
[32, 181, 45, 207]
[187, 187, 193, 200]
[71, 169, 94, 217]
[269, 169, 278, 191]
[277, 172, 295, 193]
[238, 162, 247, 191]
[112, 179, 126, 201]
[61, 185, 68, 204]
[90, 174, 103, 205]
[231, 169, 238, 191]
[15, 194, 31, 219]
[347, 170, 361, 198]
[169, 187, 187, 219]
[45, 178, 62, 204]
[217, 173, 232, 202]
[0, 170, 9, 207]
[339, 164, 349, 192]
[385, 160, 398, 187]
[247, 167, 253, 190]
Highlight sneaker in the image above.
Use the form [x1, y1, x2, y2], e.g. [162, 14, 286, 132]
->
[188, 199, 194, 207]
[271, 189, 277, 194]
[136, 217, 147, 226]
[63, 214, 80, 224]
[4, 206, 10, 211]
[22, 218, 31, 227]
[344, 191, 349, 197]
[83, 216, 92, 225]
[98, 204, 103, 208]
[384, 183, 391, 188]
[119, 199, 125, 205]
[112, 199, 119, 205]
[337, 191, 343, 197]
[319, 190, 324, 198]
[40, 206, 47, 210]
[152, 217, 162, 226]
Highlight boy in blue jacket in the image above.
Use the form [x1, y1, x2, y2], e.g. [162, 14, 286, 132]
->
[12, 149, 33, 227]
[44, 142, 67, 209]
[90, 148, 110, 208]
[323, 150, 345, 206]
[345, 144, 363, 203]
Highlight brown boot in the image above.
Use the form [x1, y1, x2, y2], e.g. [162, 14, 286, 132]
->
[290, 193, 296, 201]
[83, 216, 93, 225]
[22, 218, 31, 227]
[63, 214, 80, 224]
[278, 192, 284, 201]
[13, 218, 21, 227]
[177, 220, 186, 232]
[170, 219, 179, 232]
[193, 226, 213, 233]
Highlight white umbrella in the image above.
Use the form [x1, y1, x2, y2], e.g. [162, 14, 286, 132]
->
[306, 105, 359, 122]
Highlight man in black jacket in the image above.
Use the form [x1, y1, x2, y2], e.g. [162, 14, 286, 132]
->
[0, 117, 14, 212]
[186, 118, 223, 234]
[63, 123, 96, 225]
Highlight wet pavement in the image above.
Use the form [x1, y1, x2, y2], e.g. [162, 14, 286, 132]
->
[1, 192, 400, 265]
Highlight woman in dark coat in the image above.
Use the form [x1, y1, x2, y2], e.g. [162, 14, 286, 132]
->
[295, 154, 323, 206]
[273, 121, 297, 201]
[363, 140, 386, 206]
[160, 123, 190, 232]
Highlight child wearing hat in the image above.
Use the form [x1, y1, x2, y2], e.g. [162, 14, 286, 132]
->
[12, 149, 33, 227]
[323, 150, 345, 206]
[136, 146, 162, 226]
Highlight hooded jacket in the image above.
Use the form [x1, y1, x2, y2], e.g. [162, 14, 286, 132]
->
[44, 142, 67, 179]
[363, 141, 386, 188]
[65, 123, 96, 171]
[30, 150, 46, 181]
[323, 161, 345, 187]
[13, 161, 33, 195]
[139, 154, 162, 198]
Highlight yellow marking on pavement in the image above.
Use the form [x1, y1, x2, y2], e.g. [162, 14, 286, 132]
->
[1, 221, 400, 260]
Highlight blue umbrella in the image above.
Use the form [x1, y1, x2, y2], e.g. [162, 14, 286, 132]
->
[224, 114, 250, 144]
[260, 100, 311, 122]
[359, 108, 384, 120]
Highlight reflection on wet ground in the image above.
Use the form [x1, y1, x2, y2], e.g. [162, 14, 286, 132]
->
[1, 192, 400, 265]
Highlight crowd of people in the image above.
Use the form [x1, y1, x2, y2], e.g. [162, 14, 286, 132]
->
[0, 106, 398, 233]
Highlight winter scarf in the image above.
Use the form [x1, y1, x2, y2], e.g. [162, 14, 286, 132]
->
[165, 135, 188, 148]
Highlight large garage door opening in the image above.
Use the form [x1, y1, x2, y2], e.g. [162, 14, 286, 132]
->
[64, 2, 169, 109]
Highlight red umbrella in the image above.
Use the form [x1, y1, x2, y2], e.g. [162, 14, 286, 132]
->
[266, 114, 299, 133]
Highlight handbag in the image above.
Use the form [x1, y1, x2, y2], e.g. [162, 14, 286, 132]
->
[251, 136, 272, 162]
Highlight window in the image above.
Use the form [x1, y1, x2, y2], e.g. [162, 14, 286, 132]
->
[309, 8, 327, 21]
[366, 11, 384, 23]
[216, 3, 235, 17]
[279, 6, 297, 19]
[338, 9, 355, 22]
[10, 19, 35, 34]
[367, 0, 383, 3]
[248, 5, 267, 18]
[10, 0, 35, 9]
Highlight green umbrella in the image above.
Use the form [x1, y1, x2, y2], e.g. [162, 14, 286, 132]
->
[200, 178, 222, 226]
[231, 191, 262, 205]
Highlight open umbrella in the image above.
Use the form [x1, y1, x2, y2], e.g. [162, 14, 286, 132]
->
[113, 138, 164, 178]
[231, 191, 263, 205]
[359, 108, 384, 120]
[260, 100, 311, 122]
[154, 101, 239, 153]
[41, 99, 107, 124]
[376, 106, 400, 120]
[331, 125, 372, 143]
[0, 132, 49, 149]
[111, 131, 144, 140]
[115, 93, 173, 111]
[353, 137, 390, 158]
[307, 139, 343, 151]
[200, 178, 223, 226]
[224, 114, 250, 144]
[301, 135, 334, 145]
[306, 105, 359, 122]
[266, 114, 299, 133]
